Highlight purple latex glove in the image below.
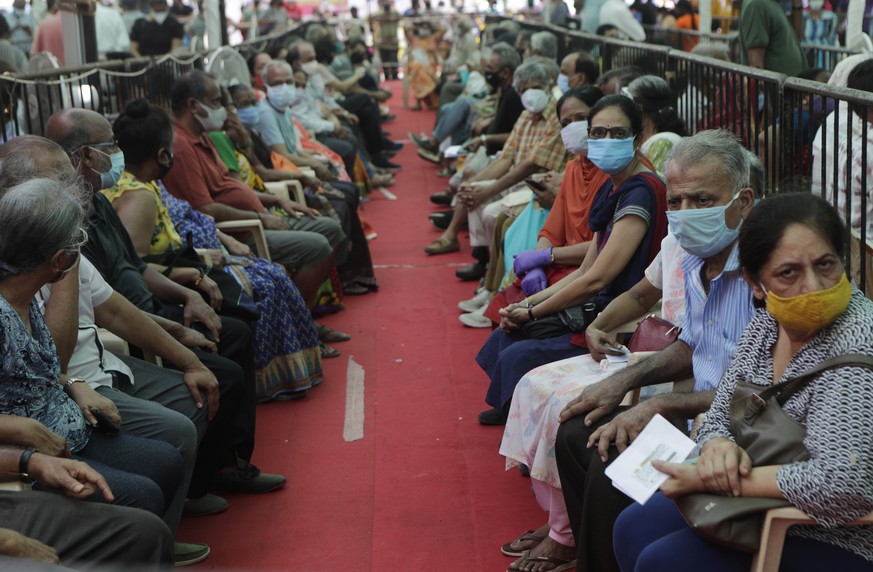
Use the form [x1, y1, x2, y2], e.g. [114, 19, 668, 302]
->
[513, 248, 552, 276]
[520, 267, 548, 296]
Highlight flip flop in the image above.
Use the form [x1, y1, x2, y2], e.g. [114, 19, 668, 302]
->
[316, 324, 351, 343]
[343, 283, 370, 296]
[500, 530, 548, 557]
[507, 550, 576, 572]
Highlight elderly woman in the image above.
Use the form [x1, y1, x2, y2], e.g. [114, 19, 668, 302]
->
[0, 177, 183, 516]
[476, 94, 668, 427]
[614, 192, 873, 571]
[104, 99, 324, 400]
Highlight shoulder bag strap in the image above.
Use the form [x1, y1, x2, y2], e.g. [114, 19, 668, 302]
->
[764, 354, 873, 406]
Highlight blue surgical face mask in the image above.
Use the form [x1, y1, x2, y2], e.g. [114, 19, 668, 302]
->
[237, 106, 260, 129]
[666, 191, 744, 259]
[586, 136, 635, 174]
[557, 73, 570, 94]
[266, 83, 295, 110]
[94, 148, 125, 189]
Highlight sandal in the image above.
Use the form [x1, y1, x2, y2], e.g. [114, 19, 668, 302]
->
[501, 530, 548, 557]
[316, 324, 351, 343]
[343, 283, 370, 296]
[507, 550, 576, 572]
[319, 342, 340, 359]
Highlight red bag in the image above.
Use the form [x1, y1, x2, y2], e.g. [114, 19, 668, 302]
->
[627, 315, 680, 353]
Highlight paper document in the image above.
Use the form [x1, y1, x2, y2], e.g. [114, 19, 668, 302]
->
[604, 414, 696, 505]
[604, 344, 632, 363]
[443, 145, 467, 158]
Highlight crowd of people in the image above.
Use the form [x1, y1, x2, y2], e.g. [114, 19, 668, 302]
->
[0, 13, 414, 569]
[0, 2, 872, 571]
[402, 12, 873, 572]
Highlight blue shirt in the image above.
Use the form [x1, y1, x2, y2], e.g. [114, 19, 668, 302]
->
[0, 296, 89, 452]
[677, 242, 755, 392]
[258, 100, 298, 153]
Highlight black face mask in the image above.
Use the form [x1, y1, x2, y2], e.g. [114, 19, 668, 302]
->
[158, 151, 174, 180]
[485, 70, 503, 90]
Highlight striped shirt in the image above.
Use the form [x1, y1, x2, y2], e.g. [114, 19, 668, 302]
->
[677, 242, 755, 392]
[500, 101, 567, 173]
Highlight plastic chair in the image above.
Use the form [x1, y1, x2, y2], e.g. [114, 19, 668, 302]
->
[751, 507, 873, 572]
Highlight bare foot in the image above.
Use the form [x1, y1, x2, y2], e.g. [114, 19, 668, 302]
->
[508, 537, 576, 572]
[501, 523, 549, 556]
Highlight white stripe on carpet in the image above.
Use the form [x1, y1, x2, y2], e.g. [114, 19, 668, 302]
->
[343, 356, 365, 442]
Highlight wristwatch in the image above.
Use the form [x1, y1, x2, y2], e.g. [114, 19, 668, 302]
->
[19, 447, 38, 484]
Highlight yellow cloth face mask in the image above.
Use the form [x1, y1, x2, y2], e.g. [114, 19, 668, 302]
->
[765, 273, 852, 335]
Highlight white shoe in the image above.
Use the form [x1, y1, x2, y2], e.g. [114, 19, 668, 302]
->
[459, 306, 492, 328]
[458, 287, 491, 313]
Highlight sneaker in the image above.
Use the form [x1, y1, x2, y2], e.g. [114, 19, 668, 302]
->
[409, 132, 438, 154]
[174, 542, 210, 567]
[458, 287, 491, 313]
[211, 460, 287, 494]
[459, 305, 491, 328]
[372, 155, 401, 171]
[182, 493, 228, 517]
[382, 139, 405, 152]
[417, 148, 441, 164]
[430, 189, 453, 205]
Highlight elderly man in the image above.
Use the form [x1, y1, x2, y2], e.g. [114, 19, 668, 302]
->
[425, 61, 567, 281]
[558, 50, 599, 94]
[411, 42, 523, 161]
[162, 70, 345, 309]
[43, 114, 285, 507]
[551, 130, 756, 572]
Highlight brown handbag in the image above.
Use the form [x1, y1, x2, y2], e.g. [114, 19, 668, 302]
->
[627, 315, 680, 353]
[674, 354, 873, 552]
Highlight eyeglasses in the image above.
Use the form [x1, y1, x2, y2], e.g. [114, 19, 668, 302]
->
[588, 126, 635, 140]
[73, 140, 120, 155]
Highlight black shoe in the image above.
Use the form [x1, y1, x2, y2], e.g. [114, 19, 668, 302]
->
[372, 155, 401, 171]
[430, 190, 453, 205]
[455, 261, 487, 281]
[382, 113, 397, 123]
[382, 139, 404, 152]
[410, 133, 439, 155]
[429, 210, 453, 230]
[210, 460, 286, 494]
[477, 407, 507, 426]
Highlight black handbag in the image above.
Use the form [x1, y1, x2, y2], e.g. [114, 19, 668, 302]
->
[675, 354, 873, 552]
[145, 234, 260, 323]
[519, 300, 599, 340]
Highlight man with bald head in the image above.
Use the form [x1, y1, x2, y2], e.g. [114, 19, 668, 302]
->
[44, 112, 286, 509]
[558, 50, 599, 94]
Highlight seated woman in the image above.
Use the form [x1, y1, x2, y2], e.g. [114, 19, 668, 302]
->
[0, 177, 183, 516]
[498, 231, 686, 572]
[625, 75, 686, 176]
[614, 192, 873, 571]
[105, 99, 323, 401]
[476, 94, 668, 427]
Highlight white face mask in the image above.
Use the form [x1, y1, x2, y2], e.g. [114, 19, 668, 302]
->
[152, 10, 169, 24]
[301, 61, 320, 75]
[560, 120, 589, 155]
[195, 101, 228, 132]
[266, 83, 296, 110]
[521, 88, 550, 114]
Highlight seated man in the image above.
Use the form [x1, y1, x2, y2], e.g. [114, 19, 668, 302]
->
[554, 130, 757, 572]
[425, 61, 567, 283]
[557, 50, 599, 94]
[42, 117, 285, 501]
[410, 42, 523, 160]
[0, 420, 172, 570]
[163, 70, 345, 309]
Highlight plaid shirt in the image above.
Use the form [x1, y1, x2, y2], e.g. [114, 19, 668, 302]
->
[500, 99, 567, 172]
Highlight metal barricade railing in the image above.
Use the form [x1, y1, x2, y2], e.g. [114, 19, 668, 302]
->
[642, 25, 739, 59]
[800, 42, 859, 72]
[780, 78, 873, 294]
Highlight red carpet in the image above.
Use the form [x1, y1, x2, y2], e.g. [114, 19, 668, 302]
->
[179, 81, 544, 571]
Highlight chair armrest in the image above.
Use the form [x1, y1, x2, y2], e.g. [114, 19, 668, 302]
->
[98, 328, 130, 356]
[216, 219, 271, 261]
[264, 181, 306, 204]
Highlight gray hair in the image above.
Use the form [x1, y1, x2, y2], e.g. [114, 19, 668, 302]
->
[0, 135, 74, 193]
[513, 60, 553, 92]
[497, 19, 520, 35]
[0, 177, 89, 279]
[262, 59, 293, 86]
[665, 129, 750, 193]
[745, 149, 766, 198]
[530, 31, 558, 59]
[690, 42, 731, 62]
[490, 42, 522, 73]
